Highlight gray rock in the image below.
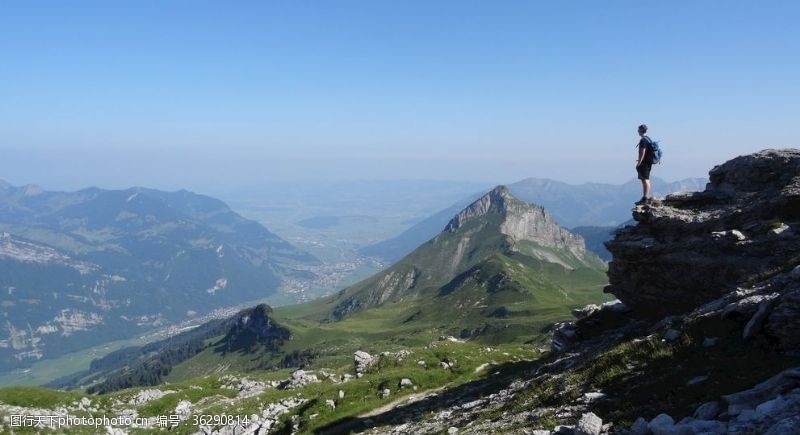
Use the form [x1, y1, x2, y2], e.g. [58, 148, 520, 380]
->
[679, 419, 727, 434]
[174, 400, 192, 420]
[764, 415, 800, 434]
[723, 368, 800, 407]
[702, 337, 719, 347]
[581, 392, 606, 403]
[448, 427, 458, 434]
[727, 403, 746, 416]
[755, 395, 789, 418]
[399, 378, 414, 388]
[770, 223, 791, 235]
[601, 299, 631, 313]
[575, 412, 602, 435]
[663, 329, 681, 342]
[379, 388, 391, 398]
[687, 375, 708, 386]
[572, 304, 600, 319]
[743, 296, 780, 339]
[736, 408, 758, 423]
[648, 414, 674, 433]
[279, 369, 320, 390]
[354, 350, 375, 376]
[693, 401, 721, 420]
[629, 417, 650, 435]
[552, 321, 578, 352]
[764, 290, 800, 352]
[325, 399, 335, 410]
[129, 389, 175, 405]
[791, 265, 800, 281]
[711, 229, 746, 242]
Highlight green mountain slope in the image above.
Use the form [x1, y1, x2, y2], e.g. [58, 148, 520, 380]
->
[0, 183, 317, 372]
[321, 185, 605, 321]
[147, 249, 606, 386]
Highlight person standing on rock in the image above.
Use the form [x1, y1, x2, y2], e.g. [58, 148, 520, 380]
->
[635, 124, 654, 205]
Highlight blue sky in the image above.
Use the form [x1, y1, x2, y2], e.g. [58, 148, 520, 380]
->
[1, 1, 798, 191]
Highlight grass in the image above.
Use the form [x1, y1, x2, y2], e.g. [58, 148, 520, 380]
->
[81, 341, 539, 435]
[161, 250, 609, 383]
[0, 386, 82, 409]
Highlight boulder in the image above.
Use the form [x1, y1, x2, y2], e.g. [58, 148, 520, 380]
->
[174, 400, 192, 420]
[693, 401, 721, 420]
[572, 304, 600, 319]
[764, 415, 800, 434]
[354, 350, 375, 377]
[552, 321, 578, 352]
[279, 369, 320, 390]
[575, 412, 602, 435]
[648, 414, 674, 434]
[723, 368, 800, 407]
[629, 417, 650, 435]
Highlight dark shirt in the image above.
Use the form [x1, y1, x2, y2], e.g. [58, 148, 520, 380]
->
[638, 136, 652, 164]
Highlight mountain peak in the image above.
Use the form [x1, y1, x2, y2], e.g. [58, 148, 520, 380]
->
[444, 185, 517, 232]
[438, 184, 593, 271]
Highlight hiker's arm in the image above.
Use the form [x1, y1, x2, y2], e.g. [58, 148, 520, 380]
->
[636, 146, 645, 166]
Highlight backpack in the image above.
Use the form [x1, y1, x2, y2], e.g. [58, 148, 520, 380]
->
[644, 136, 663, 164]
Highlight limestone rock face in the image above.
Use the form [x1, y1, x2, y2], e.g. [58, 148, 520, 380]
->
[605, 149, 800, 317]
[445, 186, 587, 259]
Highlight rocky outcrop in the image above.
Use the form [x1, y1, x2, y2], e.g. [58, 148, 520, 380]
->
[605, 149, 800, 317]
[225, 304, 291, 343]
[354, 351, 375, 378]
[278, 369, 320, 390]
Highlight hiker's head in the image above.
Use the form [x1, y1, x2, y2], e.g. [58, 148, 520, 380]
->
[637, 124, 648, 136]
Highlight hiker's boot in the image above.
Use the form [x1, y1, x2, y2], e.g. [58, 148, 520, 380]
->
[635, 196, 648, 205]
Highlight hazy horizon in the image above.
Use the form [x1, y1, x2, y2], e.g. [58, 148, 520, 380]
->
[0, 173, 708, 197]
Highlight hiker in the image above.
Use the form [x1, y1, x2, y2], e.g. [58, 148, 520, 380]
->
[635, 124, 654, 205]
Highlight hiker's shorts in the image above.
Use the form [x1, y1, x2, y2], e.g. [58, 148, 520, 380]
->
[637, 163, 652, 180]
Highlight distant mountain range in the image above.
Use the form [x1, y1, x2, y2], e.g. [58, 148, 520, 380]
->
[0, 181, 317, 371]
[361, 177, 705, 263]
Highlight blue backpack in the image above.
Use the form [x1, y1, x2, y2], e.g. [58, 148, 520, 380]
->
[645, 136, 663, 164]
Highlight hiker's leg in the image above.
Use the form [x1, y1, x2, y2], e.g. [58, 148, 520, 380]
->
[644, 179, 651, 198]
